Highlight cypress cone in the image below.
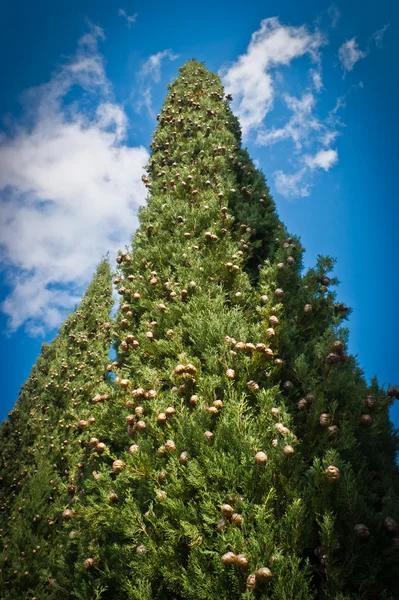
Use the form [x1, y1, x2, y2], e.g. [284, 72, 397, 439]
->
[0, 60, 398, 600]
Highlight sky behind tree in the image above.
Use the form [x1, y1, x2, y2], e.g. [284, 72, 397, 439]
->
[0, 0, 398, 428]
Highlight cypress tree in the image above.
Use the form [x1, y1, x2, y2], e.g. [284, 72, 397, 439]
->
[1, 60, 399, 599]
[70, 60, 399, 599]
[0, 260, 114, 598]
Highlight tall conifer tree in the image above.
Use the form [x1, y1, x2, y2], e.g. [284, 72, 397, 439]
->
[0, 260, 114, 598]
[1, 61, 398, 599]
[71, 60, 399, 599]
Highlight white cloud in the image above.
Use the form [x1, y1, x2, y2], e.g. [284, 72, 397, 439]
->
[221, 17, 351, 200]
[118, 8, 137, 28]
[329, 81, 364, 116]
[135, 49, 180, 116]
[338, 25, 389, 75]
[310, 68, 323, 92]
[328, 5, 341, 28]
[256, 86, 346, 153]
[140, 49, 180, 83]
[0, 24, 149, 335]
[338, 38, 367, 74]
[274, 168, 310, 198]
[275, 148, 338, 199]
[304, 148, 338, 170]
[257, 92, 321, 149]
[371, 24, 390, 49]
[220, 17, 325, 136]
[319, 129, 340, 146]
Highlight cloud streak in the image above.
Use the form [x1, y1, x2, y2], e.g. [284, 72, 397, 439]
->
[274, 168, 310, 199]
[0, 24, 149, 335]
[338, 38, 367, 74]
[328, 5, 341, 28]
[338, 25, 389, 75]
[220, 17, 345, 198]
[220, 17, 326, 137]
[256, 92, 321, 150]
[371, 24, 390, 49]
[118, 8, 137, 28]
[274, 148, 338, 200]
[220, 16, 388, 199]
[135, 49, 180, 116]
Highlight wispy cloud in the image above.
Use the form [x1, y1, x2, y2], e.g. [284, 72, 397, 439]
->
[329, 80, 364, 116]
[328, 4, 341, 28]
[135, 49, 179, 116]
[273, 148, 338, 200]
[304, 148, 338, 170]
[338, 23, 390, 77]
[118, 8, 137, 28]
[256, 92, 321, 150]
[220, 17, 326, 137]
[225, 19, 345, 199]
[140, 49, 180, 83]
[338, 25, 389, 76]
[338, 37, 367, 74]
[310, 68, 323, 92]
[0, 24, 149, 335]
[371, 24, 390, 49]
[274, 168, 310, 198]
[220, 16, 388, 199]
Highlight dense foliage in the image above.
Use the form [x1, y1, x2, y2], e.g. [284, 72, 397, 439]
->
[1, 60, 398, 600]
[0, 261, 114, 598]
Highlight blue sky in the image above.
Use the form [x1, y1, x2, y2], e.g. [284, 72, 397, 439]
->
[0, 0, 398, 428]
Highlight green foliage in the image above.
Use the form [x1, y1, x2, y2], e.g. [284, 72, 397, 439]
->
[1, 60, 398, 600]
[0, 260, 114, 598]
